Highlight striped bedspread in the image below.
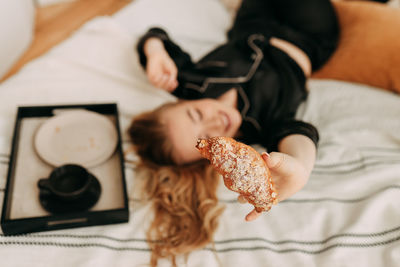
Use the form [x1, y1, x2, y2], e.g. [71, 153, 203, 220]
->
[1, 0, 400, 265]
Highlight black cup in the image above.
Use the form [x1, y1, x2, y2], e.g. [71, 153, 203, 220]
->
[38, 164, 101, 213]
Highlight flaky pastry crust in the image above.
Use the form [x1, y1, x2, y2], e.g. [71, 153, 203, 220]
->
[196, 136, 277, 212]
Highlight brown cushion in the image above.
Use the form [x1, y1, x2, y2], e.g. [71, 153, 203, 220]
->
[312, 1, 400, 93]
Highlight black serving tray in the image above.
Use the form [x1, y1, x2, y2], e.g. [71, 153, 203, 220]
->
[1, 103, 129, 235]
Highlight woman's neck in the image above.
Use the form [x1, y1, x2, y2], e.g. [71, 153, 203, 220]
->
[217, 88, 238, 109]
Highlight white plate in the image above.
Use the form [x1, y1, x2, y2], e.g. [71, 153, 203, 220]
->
[34, 110, 118, 168]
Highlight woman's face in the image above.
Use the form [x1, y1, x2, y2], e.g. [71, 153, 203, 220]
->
[161, 90, 242, 164]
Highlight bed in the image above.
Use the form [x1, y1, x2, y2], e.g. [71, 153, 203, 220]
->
[1, 0, 400, 266]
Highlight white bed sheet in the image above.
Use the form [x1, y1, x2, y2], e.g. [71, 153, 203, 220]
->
[0, 0, 400, 266]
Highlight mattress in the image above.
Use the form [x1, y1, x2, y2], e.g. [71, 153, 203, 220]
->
[0, 0, 399, 266]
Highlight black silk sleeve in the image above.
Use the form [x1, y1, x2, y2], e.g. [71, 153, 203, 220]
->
[261, 119, 319, 152]
[136, 27, 205, 100]
[136, 27, 194, 71]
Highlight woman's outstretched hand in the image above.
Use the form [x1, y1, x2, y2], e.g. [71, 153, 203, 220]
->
[240, 151, 311, 222]
[143, 38, 178, 92]
[239, 134, 316, 222]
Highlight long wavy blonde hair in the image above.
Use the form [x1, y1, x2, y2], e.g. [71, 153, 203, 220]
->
[129, 102, 225, 267]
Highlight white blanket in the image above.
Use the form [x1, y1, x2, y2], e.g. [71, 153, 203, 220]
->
[1, 0, 400, 266]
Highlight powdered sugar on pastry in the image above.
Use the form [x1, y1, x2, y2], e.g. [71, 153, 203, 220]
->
[196, 136, 278, 212]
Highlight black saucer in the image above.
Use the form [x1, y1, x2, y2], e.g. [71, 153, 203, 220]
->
[39, 174, 101, 214]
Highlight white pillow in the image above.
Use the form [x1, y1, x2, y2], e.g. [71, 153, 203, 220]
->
[0, 0, 35, 78]
[112, 0, 234, 61]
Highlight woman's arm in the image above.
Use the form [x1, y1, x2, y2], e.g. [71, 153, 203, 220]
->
[137, 28, 194, 92]
[143, 37, 178, 92]
[271, 133, 316, 201]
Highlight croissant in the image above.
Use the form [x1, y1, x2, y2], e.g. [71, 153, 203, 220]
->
[196, 136, 278, 212]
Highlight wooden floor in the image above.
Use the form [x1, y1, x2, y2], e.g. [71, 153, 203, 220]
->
[1, 0, 131, 82]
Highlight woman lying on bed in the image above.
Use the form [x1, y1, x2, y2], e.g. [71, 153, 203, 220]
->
[129, 0, 339, 265]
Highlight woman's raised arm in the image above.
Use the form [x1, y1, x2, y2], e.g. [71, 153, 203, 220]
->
[143, 38, 178, 92]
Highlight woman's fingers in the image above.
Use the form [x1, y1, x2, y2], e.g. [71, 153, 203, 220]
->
[150, 73, 171, 90]
[263, 152, 291, 176]
[157, 74, 177, 91]
[237, 195, 247, 203]
[245, 209, 262, 222]
[166, 74, 178, 92]
[164, 60, 178, 91]
[147, 61, 178, 91]
[157, 74, 170, 88]
[150, 72, 163, 86]
[147, 63, 163, 85]
[238, 196, 262, 222]
[262, 152, 284, 170]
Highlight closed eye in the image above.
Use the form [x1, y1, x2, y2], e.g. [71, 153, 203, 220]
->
[195, 108, 203, 121]
[187, 108, 202, 122]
